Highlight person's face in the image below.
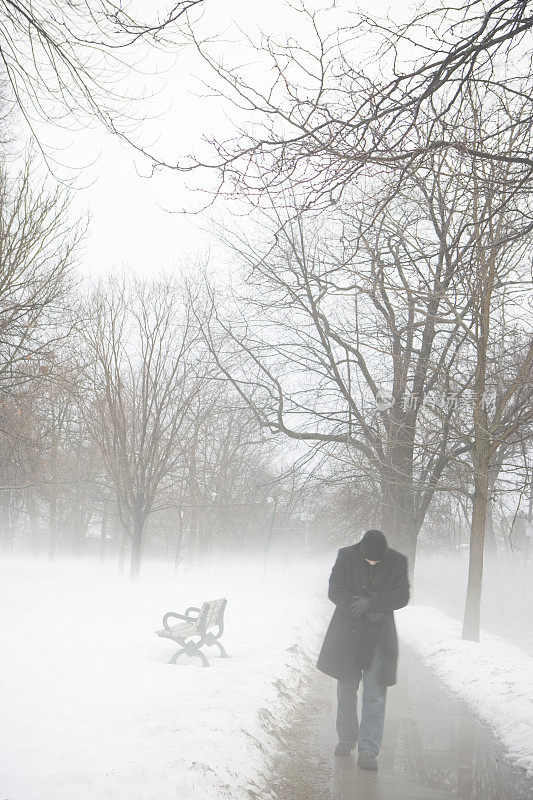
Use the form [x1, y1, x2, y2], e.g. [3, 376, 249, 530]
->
[364, 558, 379, 566]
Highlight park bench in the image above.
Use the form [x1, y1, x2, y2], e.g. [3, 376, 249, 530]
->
[155, 597, 229, 667]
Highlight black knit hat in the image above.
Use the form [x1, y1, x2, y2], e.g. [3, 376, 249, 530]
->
[360, 529, 387, 561]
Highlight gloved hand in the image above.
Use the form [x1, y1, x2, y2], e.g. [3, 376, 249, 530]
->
[346, 596, 370, 618]
[365, 611, 387, 623]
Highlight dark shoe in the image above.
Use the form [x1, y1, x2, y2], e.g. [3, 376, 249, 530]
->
[357, 751, 378, 771]
[334, 740, 356, 757]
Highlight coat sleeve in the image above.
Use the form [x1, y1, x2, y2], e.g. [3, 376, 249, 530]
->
[367, 554, 410, 612]
[327, 549, 354, 612]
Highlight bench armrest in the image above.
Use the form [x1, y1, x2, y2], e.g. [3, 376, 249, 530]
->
[185, 606, 202, 618]
[162, 612, 192, 630]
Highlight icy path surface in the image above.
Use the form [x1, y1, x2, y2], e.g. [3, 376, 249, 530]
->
[0, 558, 329, 800]
[269, 645, 533, 800]
[397, 606, 533, 775]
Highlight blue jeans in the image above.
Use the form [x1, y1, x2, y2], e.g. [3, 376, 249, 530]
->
[336, 644, 387, 755]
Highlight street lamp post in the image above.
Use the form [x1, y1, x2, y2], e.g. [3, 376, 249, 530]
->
[301, 511, 315, 558]
[174, 506, 184, 579]
[208, 489, 217, 570]
[263, 496, 277, 579]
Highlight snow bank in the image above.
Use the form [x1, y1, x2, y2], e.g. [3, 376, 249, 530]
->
[398, 606, 533, 775]
[0, 558, 329, 800]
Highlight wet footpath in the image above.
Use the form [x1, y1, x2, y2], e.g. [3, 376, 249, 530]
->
[269, 646, 533, 800]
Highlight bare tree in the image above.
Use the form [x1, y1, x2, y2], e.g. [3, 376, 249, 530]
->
[79, 274, 209, 581]
[183, 1, 533, 208]
[0, 158, 79, 399]
[180, 384, 279, 558]
[444, 167, 533, 639]
[201, 153, 486, 566]
[0, 1, 204, 161]
[0, 154, 80, 552]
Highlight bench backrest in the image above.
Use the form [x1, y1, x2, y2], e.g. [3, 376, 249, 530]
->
[201, 598, 227, 628]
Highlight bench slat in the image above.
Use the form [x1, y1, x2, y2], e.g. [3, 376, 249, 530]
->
[156, 621, 197, 638]
[204, 598, 226, 626]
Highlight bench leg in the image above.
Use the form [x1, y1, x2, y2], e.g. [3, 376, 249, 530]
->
[168, 647, 187, 665]
[196, 649, 210, 667]
[213, 640, 230, 658]
[205, 631, 230, 658]
[168, 645, 210, 667]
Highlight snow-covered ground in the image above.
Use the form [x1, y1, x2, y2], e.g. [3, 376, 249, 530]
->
[4, 553, 532, 798]
[398, 606, 533, 775]
[0, 557, 329, 800]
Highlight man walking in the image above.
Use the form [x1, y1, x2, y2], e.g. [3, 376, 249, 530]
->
[316, 529, 410, 771]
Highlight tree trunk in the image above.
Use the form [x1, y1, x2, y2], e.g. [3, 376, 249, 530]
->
[381, 459, 417, 581]
[99, 499, 109, 563]
[462, 178, 494, 643]
[380, 417, 418, 578]
[27, 493, 40, 557]
[462, 468, 489, 641]
[173, 507, 184, 579]
[1, 495, 14, 552]
[382, 500, 417, 564]
[462, 273, 490, 642]
[117, 530, 129, 575]
[484, 494, 497, 556]
[48, 491, 59, 562]
[129, 513, 145, 582]
[525, 478, 533, 566]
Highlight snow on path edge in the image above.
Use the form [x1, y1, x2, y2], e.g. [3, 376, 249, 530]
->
[397, 606, 533, 775]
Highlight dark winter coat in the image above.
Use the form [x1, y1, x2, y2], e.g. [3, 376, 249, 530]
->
[316, 543, 410, 686]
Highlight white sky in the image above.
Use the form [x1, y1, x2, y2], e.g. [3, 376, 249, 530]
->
[33, 0, 411, 279]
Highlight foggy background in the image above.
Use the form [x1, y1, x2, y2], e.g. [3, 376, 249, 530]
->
[0, 0, 532, 797]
